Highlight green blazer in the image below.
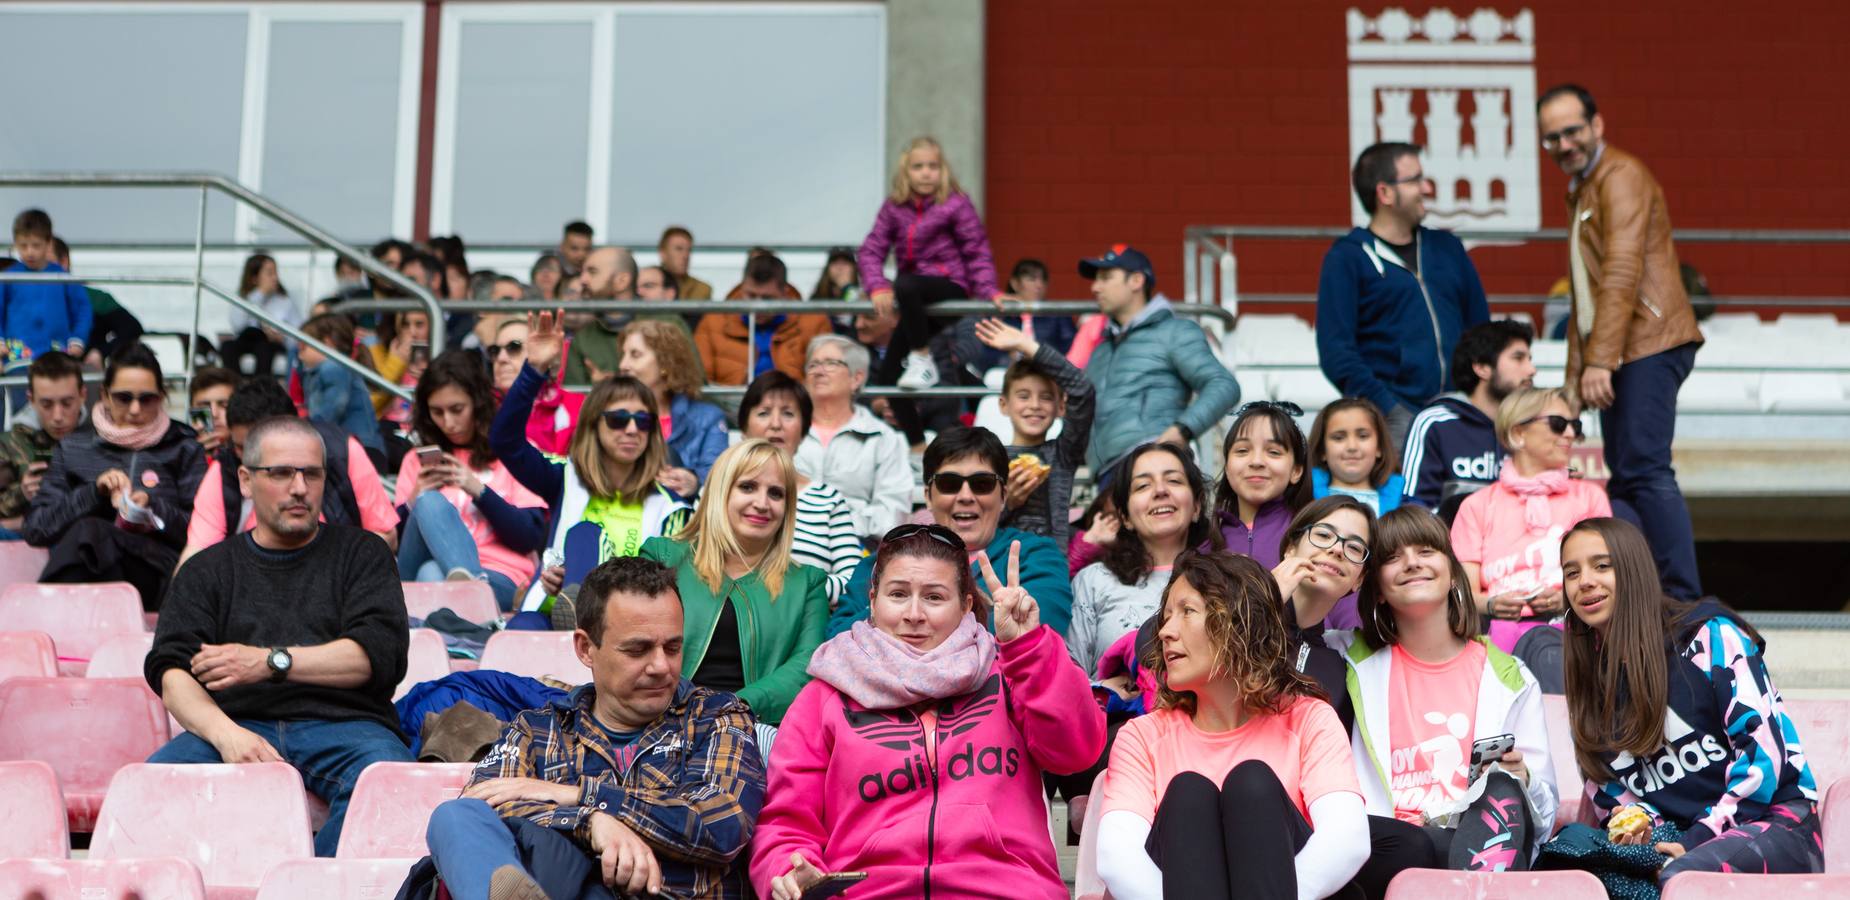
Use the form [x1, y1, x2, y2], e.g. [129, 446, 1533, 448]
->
[641, 536, 828, 724]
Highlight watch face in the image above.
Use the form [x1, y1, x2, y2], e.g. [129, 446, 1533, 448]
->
[270, 649, 291, 671]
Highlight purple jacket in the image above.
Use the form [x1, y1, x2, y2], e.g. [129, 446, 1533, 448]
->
[858, 192, 1000, 300]
[1217, 500, 1293, 571]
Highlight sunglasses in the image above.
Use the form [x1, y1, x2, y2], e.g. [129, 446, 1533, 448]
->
[601, 409, 656, 432]
[485, 340, 524, 360]
[109, 391, 163, 407]
[1520, 414, 1585, 439]
[1238, 400, 1304, 418]
[928, 472, 1002, 496]
[883, 522, 966, 551]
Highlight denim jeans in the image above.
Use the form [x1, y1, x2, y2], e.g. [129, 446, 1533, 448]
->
[426, 798, 531, 900]
[1601, 342, 1703, 600]
[398, 491, 518, 611]
[146, 717, 413, 856]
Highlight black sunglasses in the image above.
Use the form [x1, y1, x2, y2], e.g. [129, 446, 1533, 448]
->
[109, 391, 163, 407]
[1520, 414, 1585, 439]
[485, 339, 524, 360]
[1238, 400, 1304, 418]
[883, 522, 966, 551]
[928, 472, 1002, 496]
[601, 410, 656, 432]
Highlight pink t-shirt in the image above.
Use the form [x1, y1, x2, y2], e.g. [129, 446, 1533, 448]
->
[1385, 641, 1486, 823]
[184, 437, 398, 548]
[1101, 696, 1359, 823]
[394, 448, 549, 585]
[810, 421, 842, 448]
[1450, 477, 1612, 651]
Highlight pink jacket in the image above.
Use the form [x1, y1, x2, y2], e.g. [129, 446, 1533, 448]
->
[522, 380, 583, 456]
[858, 192, 1000, 301]
[749, 626, 1104, 900]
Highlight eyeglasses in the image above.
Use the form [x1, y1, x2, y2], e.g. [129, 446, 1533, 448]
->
[928, 472, 1002, 496]
[1519, 414, 1585, 439]
[1541, 122, 1590, 150]
[244, 465, 326, 484]
[1385, 171, 1428, 186]
[1304, 522, 1370, 565]
[485, 340, 524, 360]
[1238, 400, 1304, 418]
[109, 391, 163, 407]
[882, 522, 966, 551]
[601, 410, 656, 432]
[804, 358, 849, 372]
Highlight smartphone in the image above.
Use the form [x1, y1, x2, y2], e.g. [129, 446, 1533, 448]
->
[188, 406, 215, 433]
[801, 872, 869, 900]
[409, 341, 431, 366]
[1469, 733, 1516, 782]
[414, 445, 443, 466]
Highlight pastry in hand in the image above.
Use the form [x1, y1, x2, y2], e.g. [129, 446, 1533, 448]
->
[1010, 453, 1051, 479]
[1607, 804, 1652, 842]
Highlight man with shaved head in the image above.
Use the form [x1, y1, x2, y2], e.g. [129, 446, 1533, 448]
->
[565, 248, 692, 385]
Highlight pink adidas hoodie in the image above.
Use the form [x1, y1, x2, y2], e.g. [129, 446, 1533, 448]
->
[749, 625, 1104, 899]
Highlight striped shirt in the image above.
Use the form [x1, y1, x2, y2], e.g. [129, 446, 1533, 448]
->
[791, 483, 865, 608]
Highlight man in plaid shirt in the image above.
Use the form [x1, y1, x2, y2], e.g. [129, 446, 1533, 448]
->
[425, 556, 765, 899]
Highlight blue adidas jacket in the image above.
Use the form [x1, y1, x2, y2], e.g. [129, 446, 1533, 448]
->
[1315, 227, 1488, 414]
[1399, 393, 1503, 511]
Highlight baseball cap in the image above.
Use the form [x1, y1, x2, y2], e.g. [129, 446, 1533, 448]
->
[1078, 244, 1156, 288]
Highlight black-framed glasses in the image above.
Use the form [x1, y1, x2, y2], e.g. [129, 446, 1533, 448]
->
[109, 391, 163, 407]
[1238, 400, 1304, 418]
[485, 340, 524, 360]
[1519, 414, 1585, 439]
[601, 410, 655, 432]
[1304, 522, 1370, 564]
[882, 522, 966, 552]
[1541, 122, 1590, 150]
[244, 465, 326, 484]
[1386, 171, 1428, 186]
[928, 472, 1002, 496]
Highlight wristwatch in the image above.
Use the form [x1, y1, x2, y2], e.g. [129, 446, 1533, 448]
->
[266, 647, 293, 683]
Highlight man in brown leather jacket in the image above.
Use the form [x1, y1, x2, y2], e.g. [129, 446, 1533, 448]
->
[1539, 84, 1704, 600]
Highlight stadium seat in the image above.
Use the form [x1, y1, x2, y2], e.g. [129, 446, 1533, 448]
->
[85, 631, 156, 679]
[1232, 314, 1317, 367]
[1759, 372, 1849, 413]
[478, 631, 591, 684]
[1264, 369, 1341, 411]
[1660, 871, 1850, 898]
[403, 580, 500, 625]
[0, 759, 69, 858]
[1699, 312, 1764, 340]
[1541, 694, 1587, 830]
[1074, 770, 1110, 900]
[1677, 371, 1759, 413]
[396, 628, 453, 701]
[1530, 339, 1569, 371]
[255, 858, 420, 899]
[0, 629, 58, 683]
[0, 677, 171, 833]
[1785, 698, 1850, 787]
[91, 762, 314, 899]
[0, 857, 207, 899]
[0, 542, 49, 590]
[1385, 869, 1607, 899]
[1824, 777, 1850, 873]
[334, 761, 474, 858]
[0, 581, 146, 675]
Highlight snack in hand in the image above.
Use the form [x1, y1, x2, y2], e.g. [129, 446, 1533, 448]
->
[1009, 453, 1051, 479]
[1607, 804, 1651, 841]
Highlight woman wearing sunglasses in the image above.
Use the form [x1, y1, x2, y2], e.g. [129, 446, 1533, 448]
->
[639, 438, 828, 724]
[1450, 386, 1611, 653]
[27, 342, 207, 609]
[491, 311, 690, 614]
[752, 523, 1104, 900]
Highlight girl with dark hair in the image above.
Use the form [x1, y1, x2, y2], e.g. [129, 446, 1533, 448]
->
[298, 312, 386, 464]
[1553, 517, 1820, 885]
[1308, 397, 1405, 514]
[222, 252, 298, 377]
[395, 351, 549, 611]
[1337, 507, 1556, 895]
[1271, 495, 1377, 731]
[810, 246, 861, 301]
[1214, 401, 1314, 568]
[27, 342, 207, 609]
[1097, 551, 1369, 900]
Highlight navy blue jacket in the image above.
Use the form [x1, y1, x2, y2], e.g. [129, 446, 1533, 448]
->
[1399, 393, 1504, 511]
[665, 393, 729, 484]
[1315, 227, 1489, 413]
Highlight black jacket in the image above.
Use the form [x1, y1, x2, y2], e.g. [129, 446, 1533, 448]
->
[1399, 393, 1503, 514]
[25, 418, 206, 550]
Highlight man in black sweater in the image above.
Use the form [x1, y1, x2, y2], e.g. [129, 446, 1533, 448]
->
[145, 416, 412, 857]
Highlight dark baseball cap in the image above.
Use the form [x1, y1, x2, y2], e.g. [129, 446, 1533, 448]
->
[1078, 244, 1156, 286]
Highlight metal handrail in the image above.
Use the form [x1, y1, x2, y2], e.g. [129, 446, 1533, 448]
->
[328, 297, 1234, 325]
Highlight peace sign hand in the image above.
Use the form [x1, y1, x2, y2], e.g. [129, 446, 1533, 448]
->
[977, 540, 1039, 644]
[525, 309, 567, 375]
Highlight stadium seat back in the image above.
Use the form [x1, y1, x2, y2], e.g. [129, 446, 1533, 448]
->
[0, 542, 49, 590]
[1823, 776, 1850, 873]
[396, 628, 453, 701]
[478, 631, 591, 684]
[85, 631, 157, 679]
[0, 759, 69, 858]
[92, 762, 314, 896]
[0, 676, 171, 833]
[1073, 769, 1110, 900]
[334, 762, 474, 858]
[1785, 698, 1850, 787]
[402, 581, 500, 625]
[1541, 693, 1587, 830]
[0, 581, 146, 675]
[1660, 871, 1850, 899]
[0, 857, 207, 899]
[0, 629, 59, 683]
[256, 857, 421, 899]
[1385, 868, 1607, 899]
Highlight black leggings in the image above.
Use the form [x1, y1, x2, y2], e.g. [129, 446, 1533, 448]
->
[1148, 760, 1363, 900]
[872, 274, 965, 443]
[221, 326, 285, 377]
[1353, 771, 1535, 899]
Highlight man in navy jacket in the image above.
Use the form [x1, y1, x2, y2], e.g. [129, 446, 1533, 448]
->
[1316, 142, 1490, 451]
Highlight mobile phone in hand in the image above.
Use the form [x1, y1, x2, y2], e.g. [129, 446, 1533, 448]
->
[1468, 733, 1516, 782]
[802, 872, 869, 900]
[415, 445, 443, 466]
[188, 406, 214, 433]
[409, 342, 431, 366]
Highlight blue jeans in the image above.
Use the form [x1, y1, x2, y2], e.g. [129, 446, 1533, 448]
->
[398, 491, 518, 611]
[427, 798, 532, 900]
[146, 718, 413, 856]
[1601, 342, 1702, 600]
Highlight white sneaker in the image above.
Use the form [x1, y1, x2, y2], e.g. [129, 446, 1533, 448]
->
[897, 350, 939, 389]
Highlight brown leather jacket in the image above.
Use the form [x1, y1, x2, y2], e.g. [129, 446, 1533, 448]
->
[1564, 144, 1703, 396]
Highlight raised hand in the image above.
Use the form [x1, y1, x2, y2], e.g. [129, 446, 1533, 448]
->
[869, 289, 897, 321]
[525, 309, 567, 375]
[974, 317, 1038, 358]
[1271, 556, 1318, 601]
[978, 540, 1039, 643]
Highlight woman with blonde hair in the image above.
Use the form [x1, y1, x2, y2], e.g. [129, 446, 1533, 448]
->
[857, 136, 1005, 442]
[618, 318, 727, 492]
[642, 438, 829, 724]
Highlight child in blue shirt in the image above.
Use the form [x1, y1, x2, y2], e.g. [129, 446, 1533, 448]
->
[1, 210, 92, 386]
[299, 312, 386, 457]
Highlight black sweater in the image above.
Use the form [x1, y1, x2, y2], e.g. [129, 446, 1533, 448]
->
[146, 525, 410, 738]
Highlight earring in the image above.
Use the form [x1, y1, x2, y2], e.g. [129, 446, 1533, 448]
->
[1371, 602, 1394, 641]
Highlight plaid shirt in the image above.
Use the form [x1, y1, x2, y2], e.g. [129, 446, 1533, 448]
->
[470, 680, 765, 899]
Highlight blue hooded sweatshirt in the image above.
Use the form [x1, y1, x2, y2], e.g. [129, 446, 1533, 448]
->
[0, 260, 93, 362]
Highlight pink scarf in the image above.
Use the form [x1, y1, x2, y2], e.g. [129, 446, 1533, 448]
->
[806, 614, 998, 710]
[1498, 464, 1571, 533]
[91, 401, 171, 450]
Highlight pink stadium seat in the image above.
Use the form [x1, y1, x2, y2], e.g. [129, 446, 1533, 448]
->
[1824, 777, 1850, 873]
[255, 858, 420, 899]
[402, 581, 500, 625]
[1074, 770, 1110, 900]
[1785, 698, 1850, 787]
[0, 677, 171, 833]
[0, 857, 207, 899]
[0, 581, 145, 675]
[0, 542, 49, 590]
[334, 761, 474, 858]
[1385, 869, 1608, 899]
[1660, 872, 1850, 898]
[0, 629, 58, 683]
[0, 759, 69, 858]
[1542, 693, 1589, 830]
[478, 631, 590, 684]
[91, 763, 314, 900]
[395, 628, 453, 701]
[85, 632, 183, 737]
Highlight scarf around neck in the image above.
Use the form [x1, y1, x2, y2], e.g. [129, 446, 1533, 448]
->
[91, 400, 171, 450]
[1498, 464, 1572, 533]
[806, 613, 998, 710]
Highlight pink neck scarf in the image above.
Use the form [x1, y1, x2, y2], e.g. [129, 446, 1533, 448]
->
[91, 401, 171, 450]
[1498, 464, 1572, 533]
[806, 613, 998, 710]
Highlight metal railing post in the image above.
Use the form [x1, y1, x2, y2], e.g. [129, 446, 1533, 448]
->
[745, 312, 758, 381]
[188, 185, 207, 393]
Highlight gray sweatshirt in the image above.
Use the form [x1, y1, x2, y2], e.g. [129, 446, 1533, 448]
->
[1066, 561, 1168, 675]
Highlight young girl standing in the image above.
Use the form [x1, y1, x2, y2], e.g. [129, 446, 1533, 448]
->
[1308, 398, 1405, 514]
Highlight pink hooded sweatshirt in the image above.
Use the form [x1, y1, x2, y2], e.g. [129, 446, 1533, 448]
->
[749, 624, 1104, 900]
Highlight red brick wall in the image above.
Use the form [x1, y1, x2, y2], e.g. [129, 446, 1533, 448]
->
[985, 1, 1850, 313]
